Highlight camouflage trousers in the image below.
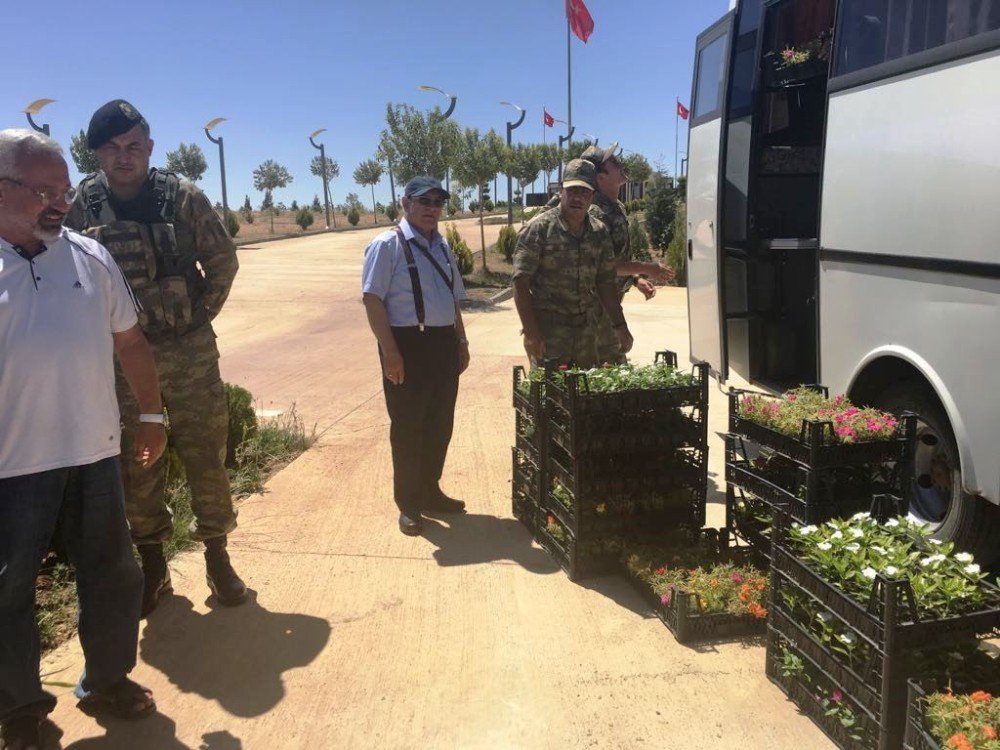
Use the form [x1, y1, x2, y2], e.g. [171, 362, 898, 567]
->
[593, 297, 628, 365]
[117, 323, 236, 546]
[533, 309, 600, 369]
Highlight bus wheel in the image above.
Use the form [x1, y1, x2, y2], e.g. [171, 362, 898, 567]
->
[875, 381, 1000, 568]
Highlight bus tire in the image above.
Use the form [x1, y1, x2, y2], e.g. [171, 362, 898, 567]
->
[875, 380, 1000, 568]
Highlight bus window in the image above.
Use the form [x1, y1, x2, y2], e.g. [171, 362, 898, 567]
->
[694, 33, 728, 119]
[836, 0, 1000, 76]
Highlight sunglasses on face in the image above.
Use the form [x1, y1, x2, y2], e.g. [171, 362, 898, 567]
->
[0, 177, 77, 206]
[412, 196, 446, 208]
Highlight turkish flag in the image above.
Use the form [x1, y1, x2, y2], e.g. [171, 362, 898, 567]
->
[677, 101, 690, 120]
[543, 110, 555, 127]
[566, 0, 594, 43]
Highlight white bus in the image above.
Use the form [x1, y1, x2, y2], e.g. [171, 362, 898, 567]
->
[686, 0, 1000, 563]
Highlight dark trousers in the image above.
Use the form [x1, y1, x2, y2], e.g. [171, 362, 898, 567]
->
[380, 326, 460, 516]
[0, 456, 143, 721]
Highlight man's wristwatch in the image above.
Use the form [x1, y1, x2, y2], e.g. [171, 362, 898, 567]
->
[139, 413, 166, 425]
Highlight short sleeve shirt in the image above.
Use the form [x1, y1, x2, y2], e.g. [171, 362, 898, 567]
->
[361, 218, 467, 327]
[0, 229, 138, 478]
[511, 210, 616, 314]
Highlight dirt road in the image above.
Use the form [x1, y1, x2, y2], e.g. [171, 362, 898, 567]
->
[41, 218, 831, 749]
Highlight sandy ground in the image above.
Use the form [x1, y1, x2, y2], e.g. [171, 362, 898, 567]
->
[39, 218, 831, 749]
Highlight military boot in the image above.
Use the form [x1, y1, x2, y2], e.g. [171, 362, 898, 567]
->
[138, 543, 172, 618]
[204, 536, 248, 606]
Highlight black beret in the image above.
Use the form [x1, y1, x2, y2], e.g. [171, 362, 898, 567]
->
[86, 99, 148, 150]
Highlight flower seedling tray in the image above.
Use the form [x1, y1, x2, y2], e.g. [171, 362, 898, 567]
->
[548, 410, 703, 459]
[513, 365, 544, 419]
[903, 677, 1000, 750]
[725, 484, 773, 564]
[515, 409, 544, 458]
[728, 388, 916, 470]
[512, 447, 543, 532]
[766, 626, 880, 750]
[533, 507, 620, 582]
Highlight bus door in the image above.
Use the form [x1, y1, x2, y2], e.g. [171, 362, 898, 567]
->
[687, 12, 736, 379]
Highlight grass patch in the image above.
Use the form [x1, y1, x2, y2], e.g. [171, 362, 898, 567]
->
[35, 405, 315, 652]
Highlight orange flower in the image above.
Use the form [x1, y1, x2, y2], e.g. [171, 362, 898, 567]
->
[969, 690, 992, 703]
[739, 584, 751, 602]
[709, 578, 720, 588]
[982, 726, 997, 740]
[655, 567, 666, 575]
[946, 733, 973, 750]
[748, 603, 768, 619]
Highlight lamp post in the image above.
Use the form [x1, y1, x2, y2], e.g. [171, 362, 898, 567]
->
[553, 118, 575, 183]
[582, 133, 599, 146]
[417, 84, 457, 193]
[500, 101, 526, 226]
[24, 99, 56, 135]
[378, 146, 397, 209]
[309, 128, 333, 229]
[203, 117, 230, 228]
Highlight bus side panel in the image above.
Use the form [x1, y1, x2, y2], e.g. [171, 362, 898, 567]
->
[820, 52, 1000, 504]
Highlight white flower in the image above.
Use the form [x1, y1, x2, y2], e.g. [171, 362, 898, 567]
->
[885, 518, 900, 527]
[965, 563, 981, 575]
[884, 565, 900, 577]
[844, 543, 861, 553]
[838, 632, 857, 645]
[799, 525, 819, 535]
[920, 554, 946, 567]
[830, 531, 844, 540]
[871, 546, 887, 556]
[817, 612, 833, 624]
[955, 552, 974, 563]
[851, 512, 870, 522]
[861, 567, 878, 579]
[928, 538, 943, 546]
[849, 528, 864, 539]
[817, 542, 833, 551]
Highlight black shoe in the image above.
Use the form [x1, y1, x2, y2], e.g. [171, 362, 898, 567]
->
[1, 715, 41, 750]
[138, 544, 172, 618]
[424, 491, 466, 514]
[398, 512, 423, 536]
[204, 536, 249, 607]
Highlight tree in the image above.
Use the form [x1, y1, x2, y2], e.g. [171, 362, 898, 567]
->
[644, 172, 678, 251]
[347, 207, 361, 226]
[384, 202, 399, 222]
[564, 139, 596, 162]
[295, 208, 314, 232]
[70, 130, 100, 174]
[621, 153, 652, 185]
[353, 158, 385, 224]
[291, 200, 299, 211]
[242, 195, 253, 212]
[252, 160, 293, 233]
[508, 144, 543, 223]
[379, 102, 461, 184]
[536, 143, 561, 190]
[450, 128, 507, 271]
[341, 193, 364, 217]
[311, 195, 321, 211]
[310, 154, 340, 228]
[165, 143, 208, 182]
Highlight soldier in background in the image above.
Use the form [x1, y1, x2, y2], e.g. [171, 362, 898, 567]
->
[65, 100, 246, 616]
[546, 142, 673, 363]
[512, 159, 632, 368]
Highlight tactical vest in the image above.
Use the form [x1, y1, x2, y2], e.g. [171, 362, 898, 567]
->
[79, 170, 207, 341]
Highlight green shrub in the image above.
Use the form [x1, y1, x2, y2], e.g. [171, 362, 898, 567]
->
[445, 223, 474, 275]
[645, 175, 679, 250]
[665, 199, 687, 286]
[496, 224, 518, 262]
[240, 206, 254, 225]
[225, 382, 258, 468]
[347, 207, 360, 226]
[295, 208, 315, 231]
[224, 209, 240, 238]
[384, 202, 399, 222]
[628, 216, 651, 262]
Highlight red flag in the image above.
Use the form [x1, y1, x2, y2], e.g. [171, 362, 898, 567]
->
[565, 0, 594, 43]
[677, 100, 690, 120]
[543, 110, 555, 127]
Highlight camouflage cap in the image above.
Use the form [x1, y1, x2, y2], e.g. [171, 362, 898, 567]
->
[580, 141, 620, 168]
[562, 159, 597, 191]
[87, 99, 148, 150]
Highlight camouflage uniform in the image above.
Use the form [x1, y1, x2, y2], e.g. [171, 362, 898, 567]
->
[546, 191, 632, 363]
[512, 208, 616, 368]
[65, 169, 239, 545]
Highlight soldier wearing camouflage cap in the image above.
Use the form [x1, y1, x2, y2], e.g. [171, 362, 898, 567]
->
[547, 142, 673, 363]
[513, 159, 632, 367]
[65, 100, 246, 616]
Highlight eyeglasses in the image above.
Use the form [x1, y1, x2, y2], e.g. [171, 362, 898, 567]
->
[413, 196, 446, 208]
[0, 177, 77, 206]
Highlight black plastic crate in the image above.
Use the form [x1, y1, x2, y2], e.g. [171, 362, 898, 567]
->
[769, 506, 1000, 750]
[512, 365, 544, 418]
[549, 405, 705, 459]
[533, 506, 621, 582]
[726, 484, 773, 562]
[728, 388, 917, 470]
[904, 677, 1000, 750]
[512, 447, 542, 532]
[766, 625, 880, 749]
[625, 529, 769, 644]
[515, 409, 544, 457]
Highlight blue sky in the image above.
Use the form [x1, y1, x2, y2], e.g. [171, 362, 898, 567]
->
[6, 0, 728, 208]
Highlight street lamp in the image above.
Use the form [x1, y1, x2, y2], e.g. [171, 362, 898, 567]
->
[418, 84, 458, 194]
[552, 118, 575, 183]
[204, 117, 230, 229]
[582, 133, 599, 146]
[309, 128, 334, 229]
[500, 101, 526, 226]
[377, 145, 397, 210]
[24, 99, 56, 135]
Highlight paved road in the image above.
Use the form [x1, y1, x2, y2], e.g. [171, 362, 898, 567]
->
[41, 219, 830, 749]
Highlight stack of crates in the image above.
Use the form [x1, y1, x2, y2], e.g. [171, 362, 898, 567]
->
[512, 366, 545, 533]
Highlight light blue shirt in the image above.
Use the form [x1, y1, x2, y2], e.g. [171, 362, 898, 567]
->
[361, 218, 467, 327]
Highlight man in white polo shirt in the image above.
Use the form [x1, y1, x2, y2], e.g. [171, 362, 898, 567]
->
[0, 130, 166, 750]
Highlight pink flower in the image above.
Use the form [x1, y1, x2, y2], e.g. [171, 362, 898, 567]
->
[660, 592, 672, 606]
[833, 395, 845, 406]
[730, 572, 744, 583]
[786, 393, 797, 402]
[831, 690, 843, 703]
[867, 420, 881, 432]
[834, 414, 845, 424]
[845, 407, 859, 417]
[782, 49, 795, 60]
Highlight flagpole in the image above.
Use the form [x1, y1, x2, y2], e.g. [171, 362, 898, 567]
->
[567, 16, 573, 151]
[674, 97, 679, 188]
[542, 109, 547, 190]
